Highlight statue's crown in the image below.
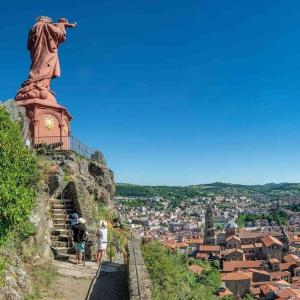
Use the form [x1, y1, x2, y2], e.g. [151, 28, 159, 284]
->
[36, 16, 52, 23]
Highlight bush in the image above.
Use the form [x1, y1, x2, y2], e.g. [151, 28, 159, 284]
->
[0, 107, 38, 244]
[142, 241, 220, 300]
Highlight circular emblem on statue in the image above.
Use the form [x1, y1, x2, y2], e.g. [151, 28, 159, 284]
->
[44, 116, 55, 130]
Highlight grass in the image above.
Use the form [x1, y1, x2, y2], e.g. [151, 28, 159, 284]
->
[25, 264, 58, 300]
[0, 256, 6, 287]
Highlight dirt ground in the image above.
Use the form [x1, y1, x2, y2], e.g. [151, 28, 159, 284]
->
[41, 260, 98, 300]
[42, 275, 92, 300]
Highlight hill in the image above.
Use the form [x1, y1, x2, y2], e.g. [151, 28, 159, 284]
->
[116, 182, 300, 200]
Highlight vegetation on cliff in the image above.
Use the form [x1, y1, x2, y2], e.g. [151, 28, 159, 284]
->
[142, 241, 221, 300]
[0, 107, 38, 243]
[0, 107, 58, 298]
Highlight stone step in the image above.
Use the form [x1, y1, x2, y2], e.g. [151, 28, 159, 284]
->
[53, 220, 68, 225]
[52, 214, 68, 220]
[53, 221, 69, 228]
[51, 199, 73, 204]
[52, 204, 74, 209]
[52, 240, 69, 248]
[52, 218, 67, 223]
[52, 229, 69, 236]
[53, 224, 68, 230]
[55, 247, 76, 254]
[52, 208, 76, 214]
[51, 235, 69, 242]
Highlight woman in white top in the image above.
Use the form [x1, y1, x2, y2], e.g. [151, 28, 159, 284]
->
[96, 220, 108, 264]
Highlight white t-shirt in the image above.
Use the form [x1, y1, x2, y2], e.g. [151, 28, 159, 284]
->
[97, 228, 107, 244]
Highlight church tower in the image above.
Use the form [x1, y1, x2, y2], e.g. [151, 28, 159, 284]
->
[204, 203, 216, 245]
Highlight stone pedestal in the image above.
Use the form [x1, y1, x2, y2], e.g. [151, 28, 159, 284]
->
[16, 98, 72, 149]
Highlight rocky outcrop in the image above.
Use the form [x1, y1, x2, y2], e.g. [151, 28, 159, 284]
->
[1, 99, 29, 142]
[0, 251, 31, 300]
[39, 150, 115, 258]
[40, 151, 115, 205]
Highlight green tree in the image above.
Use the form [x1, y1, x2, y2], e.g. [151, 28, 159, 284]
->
[0, 107, 38, 244]
[142, 241, 220, 300]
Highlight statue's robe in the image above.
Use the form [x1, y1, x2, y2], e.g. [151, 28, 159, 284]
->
[27, 20, 66, 83]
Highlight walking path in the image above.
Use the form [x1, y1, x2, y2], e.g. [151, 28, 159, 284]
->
[41, 260, 129, 300]
[42, 260, 98, 300]
[88, 261, 129, 300]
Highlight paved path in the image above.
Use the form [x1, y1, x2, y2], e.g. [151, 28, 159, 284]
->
[88, 261, 129, 300]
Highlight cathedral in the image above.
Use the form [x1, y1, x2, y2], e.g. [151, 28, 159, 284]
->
[204, 203, 216, 245]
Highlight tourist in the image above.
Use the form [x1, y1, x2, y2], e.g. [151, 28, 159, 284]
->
[96, 220, 108, 264]
[70, 217, 89, 264]
[69, 212, 79, 228]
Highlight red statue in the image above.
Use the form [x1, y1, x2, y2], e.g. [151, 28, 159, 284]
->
[16, 16, 76, 103]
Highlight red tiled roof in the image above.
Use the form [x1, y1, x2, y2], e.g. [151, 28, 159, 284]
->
[196, 253, 208, 259]
[260, 284, 278, 296]
[276, 288, 300, 299]
[261, 235, 283, 247]
[283, 253, 300, 263]
[185, 239, 203, 245]
[269, 258, 280, 264]
[248, 268, 269, 276]
[199, 245, 220, 252]
[241, 244, 255, 249]
[222, 248, 243, 256]
[223, 260, 264, 272]
[175, 242, 188, 248]
[188, 264, 204, 275]
[226, 235, 240, 242]
[221, 270, 251, 281]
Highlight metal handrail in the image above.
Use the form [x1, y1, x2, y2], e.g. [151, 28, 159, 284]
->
[31, 135, 106, 163]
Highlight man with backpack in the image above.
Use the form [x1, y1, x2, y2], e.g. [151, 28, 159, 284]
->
[70, 217, 89, 264]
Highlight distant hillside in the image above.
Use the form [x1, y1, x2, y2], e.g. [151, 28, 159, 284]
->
[116, 182, 300, 200]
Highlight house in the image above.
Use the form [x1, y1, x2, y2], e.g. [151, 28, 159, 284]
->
[261, 235, 283, 261]
[259, 284, 278, 299]
[249, 268, 270, 283]
[221, 271, 251, 298]
[185, 238, 203, 254]
[269, 271, 291, 283]
[198, 245, 220, 259]
[222, 248, 244, 261]
[174, 242, 188, 254]
[269, 258, 280, 271]
[226, 235, 241, 249]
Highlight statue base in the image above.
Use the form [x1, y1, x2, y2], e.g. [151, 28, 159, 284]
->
[16, 98, 72, 150]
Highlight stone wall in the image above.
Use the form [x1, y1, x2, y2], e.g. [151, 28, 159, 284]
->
[128, 235, 152, 300]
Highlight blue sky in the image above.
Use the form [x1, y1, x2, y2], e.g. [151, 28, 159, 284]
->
[2, 0, 300, 185]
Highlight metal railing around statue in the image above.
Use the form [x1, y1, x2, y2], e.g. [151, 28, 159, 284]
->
[32, 136, 105, 162]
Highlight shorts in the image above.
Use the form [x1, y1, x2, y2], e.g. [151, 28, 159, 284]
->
[74, 242, 85, 253]
[97, 242, 107, 251]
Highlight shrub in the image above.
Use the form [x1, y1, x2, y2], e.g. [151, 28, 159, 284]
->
[0, 107, 38, 244]
[142, 241, 220, 300]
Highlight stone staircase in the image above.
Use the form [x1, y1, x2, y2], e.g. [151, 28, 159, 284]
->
[50, 197, 77, 261]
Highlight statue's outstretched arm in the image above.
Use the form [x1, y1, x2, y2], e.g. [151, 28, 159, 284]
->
[56, 18, 77, 29]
